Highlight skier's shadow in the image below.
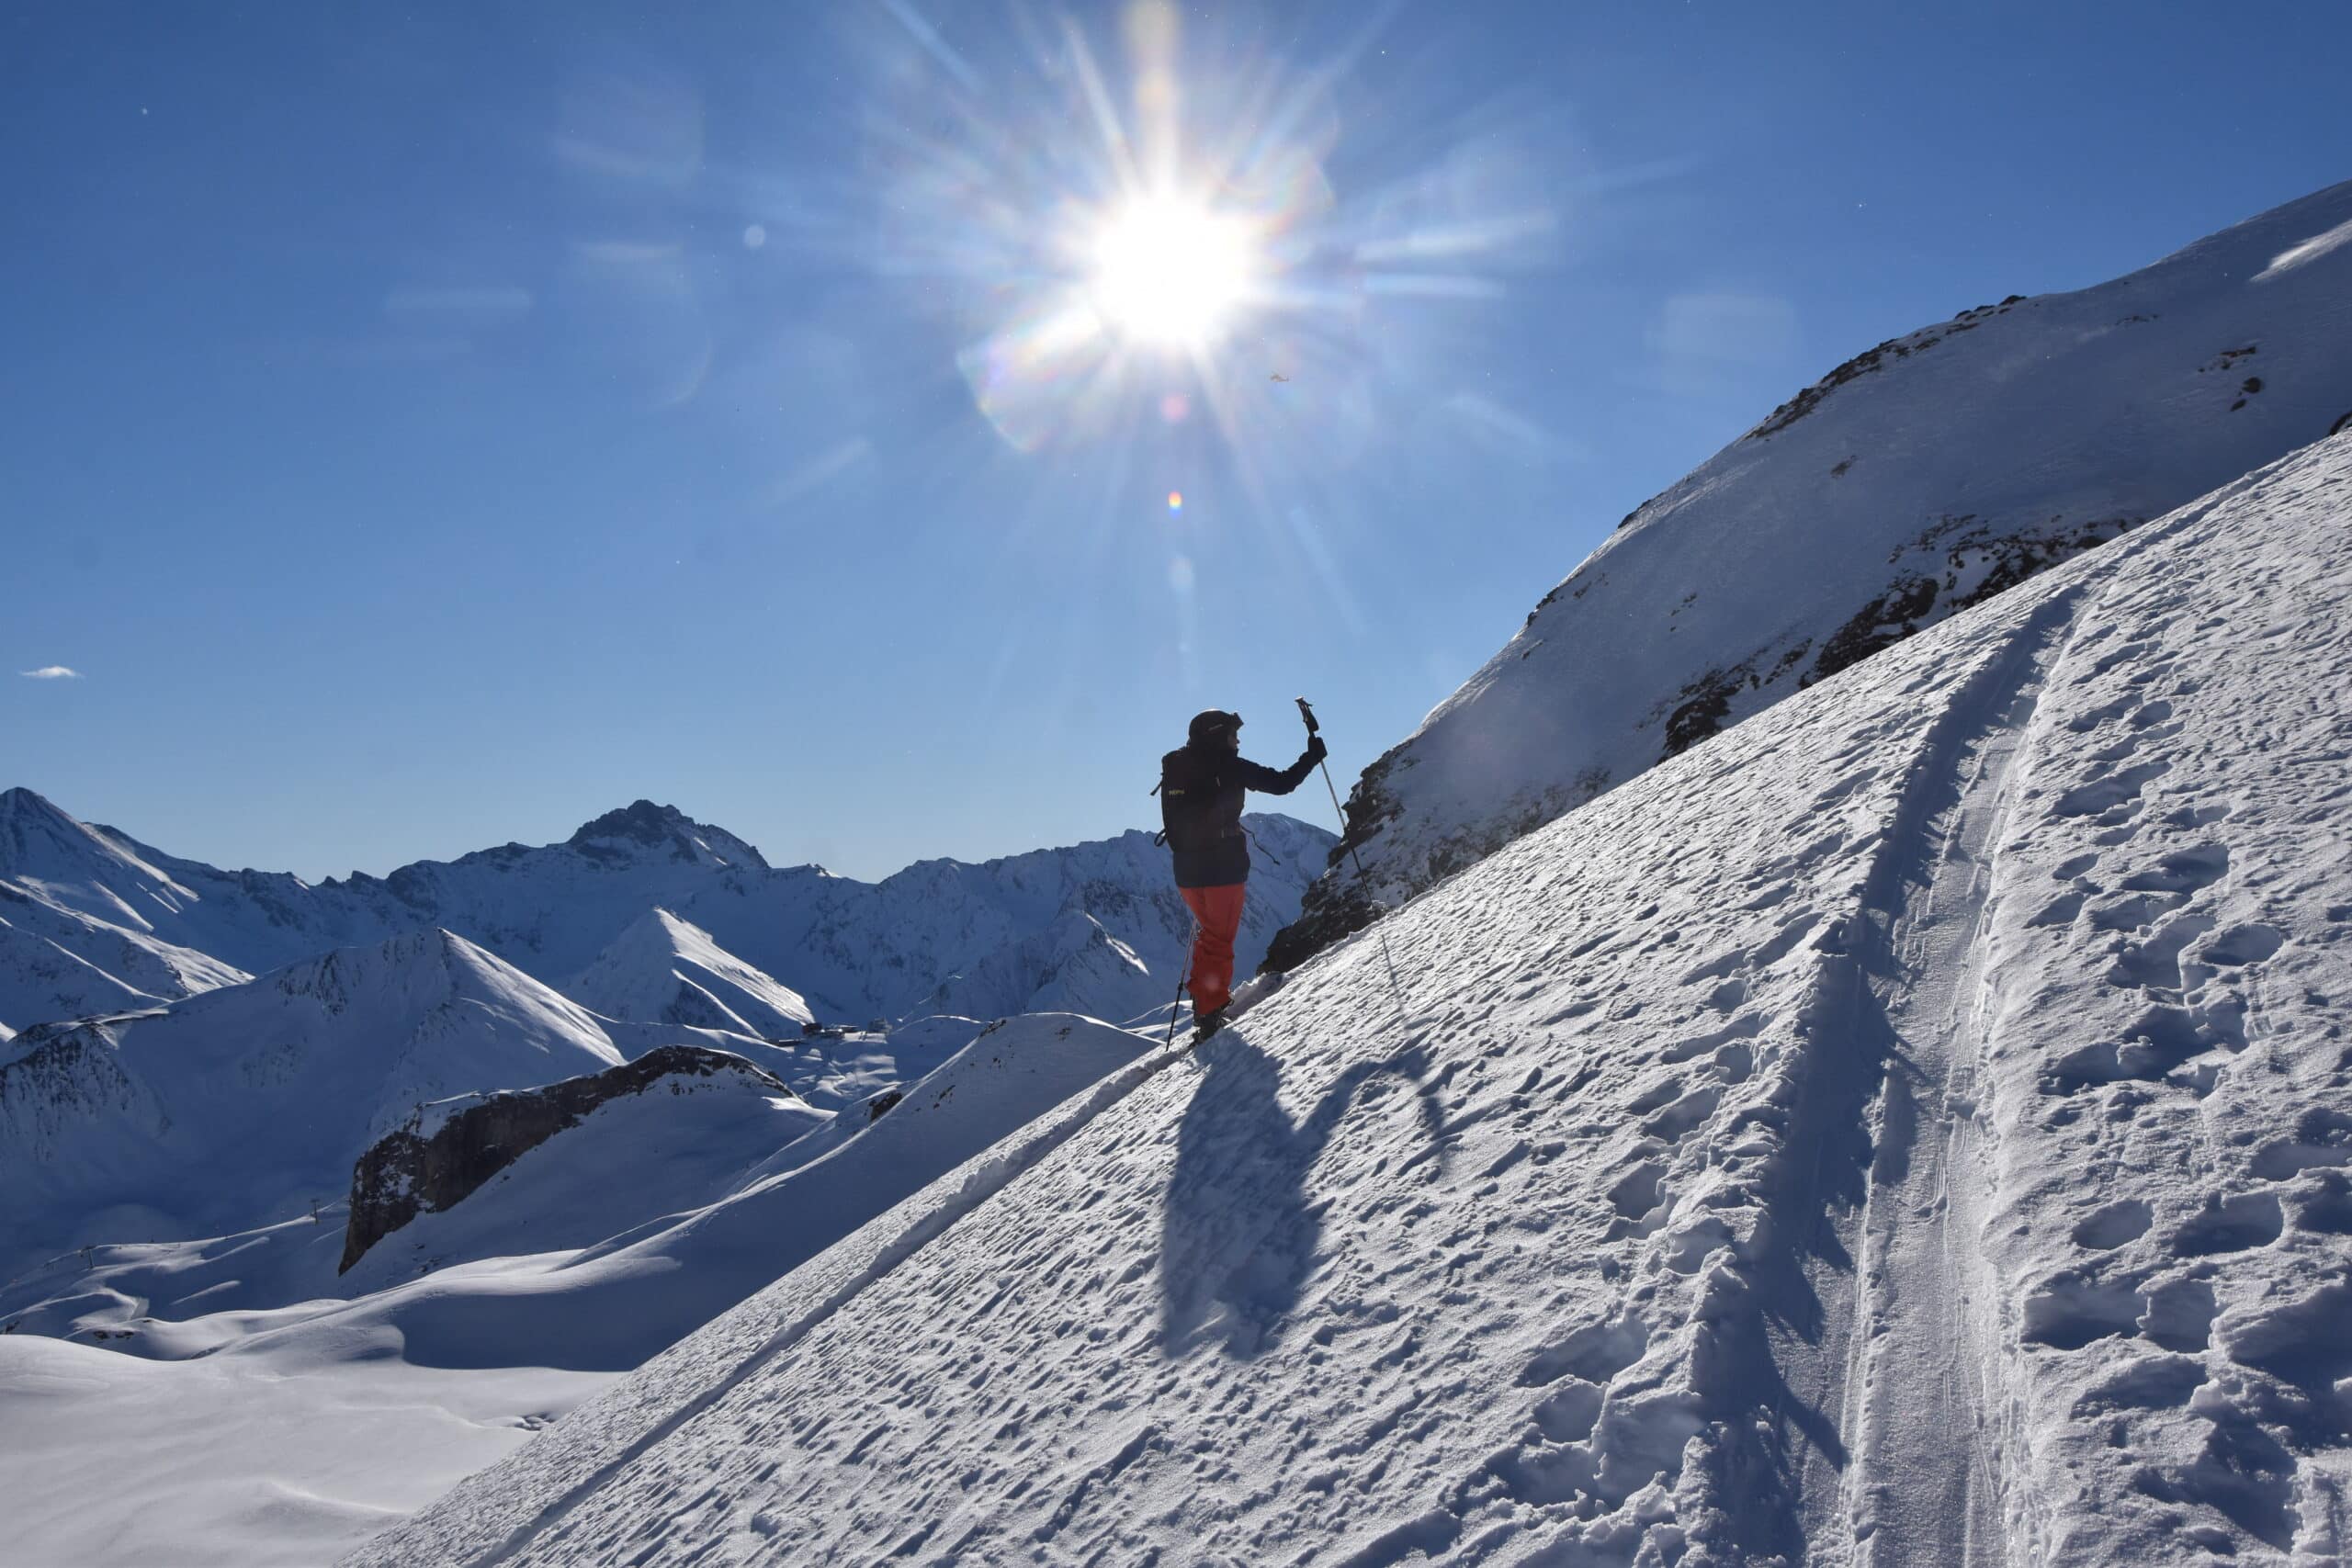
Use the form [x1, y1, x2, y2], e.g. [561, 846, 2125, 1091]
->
[1158, 1030, 1446, 1359]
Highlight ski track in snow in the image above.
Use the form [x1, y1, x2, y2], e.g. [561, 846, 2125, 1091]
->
[1781, 586, 2079, 1567]
[344, 436, 2352, 1567]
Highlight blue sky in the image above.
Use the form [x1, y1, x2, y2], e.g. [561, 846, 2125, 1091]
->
[6, 2, 2347, 883]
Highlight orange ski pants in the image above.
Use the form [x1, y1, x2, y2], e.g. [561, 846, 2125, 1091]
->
[1180, 883, 1248, 1017]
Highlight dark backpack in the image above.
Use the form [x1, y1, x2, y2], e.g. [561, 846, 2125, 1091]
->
[1155, 746, 1228, 853]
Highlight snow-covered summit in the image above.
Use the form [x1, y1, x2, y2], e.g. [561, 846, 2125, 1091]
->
[1274, 179, 2352, 967]
[560, 908, 813, 1038]
[354, 434, 2351, 1565]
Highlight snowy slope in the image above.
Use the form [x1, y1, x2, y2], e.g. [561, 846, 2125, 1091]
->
[0, 790, 1330, 1037]
[0, 929, 626, 1277]
[336, 1046, 829, 1278]
[352, 434, 2350, 1565]
[0, 1051, 828, 1348]
[1275, 180, 2352, 967]
[909, 908, 1162, 1023]
[0, 1015, 1164, 1565]
[0, 1335, 605, 1568]
[6, 1013, 1160, 1377]
[560, 908, 814, 1038]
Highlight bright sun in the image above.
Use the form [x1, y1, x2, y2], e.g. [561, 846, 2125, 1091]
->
[1087, 196, 1255, 349]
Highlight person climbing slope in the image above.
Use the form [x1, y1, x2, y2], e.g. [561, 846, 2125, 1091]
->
[1159, 709, 1325, 1040]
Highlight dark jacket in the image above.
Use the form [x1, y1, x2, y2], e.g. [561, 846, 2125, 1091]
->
[1159, 740, 1319, 888]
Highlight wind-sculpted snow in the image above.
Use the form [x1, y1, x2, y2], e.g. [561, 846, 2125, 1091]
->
[0, 785, 1329, 1038]
[346, 434, 2351, 1565]
[1275, 179, 2352, 969]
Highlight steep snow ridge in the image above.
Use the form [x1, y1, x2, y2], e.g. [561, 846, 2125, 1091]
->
[910, 908, 1159, 1024]
[0, 795, 256, 1032]
[0, 787, 406, 989]
[560, 908, 813, 1039]
[0, 785, 204, 931]
[0, 906, 206, 1032]
[1277, 179, 2352, 966]
[0, 929, 625, 1278]
[350, 437, 2348, 1565]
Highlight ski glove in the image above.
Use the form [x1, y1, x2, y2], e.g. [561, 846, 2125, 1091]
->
[1305, 734, 1329, 764]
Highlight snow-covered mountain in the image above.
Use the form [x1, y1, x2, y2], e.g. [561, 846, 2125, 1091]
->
[560, 908, 814, 1039]
[1273, 179, 2352, 968]
[0, 791, 1331, 1036]
[347, 434, 2352, 1566]
[670, 814, 1330, 1024]
[337, 1043, 824, 1275]
[0, 929, 628, 1278]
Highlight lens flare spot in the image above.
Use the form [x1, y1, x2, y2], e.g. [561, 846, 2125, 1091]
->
[1169, 554, 1195, 592]
[1159, 392, 1192, 423]
[1167, 490, 1184, 513]
[742, 224, 767, 250]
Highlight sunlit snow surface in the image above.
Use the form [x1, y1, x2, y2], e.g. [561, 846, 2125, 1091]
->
[1291, 179, 2352, 957]
[342, 436, 2350, 1564]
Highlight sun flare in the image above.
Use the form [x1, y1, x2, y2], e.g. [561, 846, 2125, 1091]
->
[1087, 196, 1255, 349]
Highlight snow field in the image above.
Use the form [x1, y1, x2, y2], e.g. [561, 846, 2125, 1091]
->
[0, 1331, 605, 1568]
[347, 434, 2350, 1565]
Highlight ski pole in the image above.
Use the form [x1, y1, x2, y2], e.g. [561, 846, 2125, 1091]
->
[1295, 698, 1408, 1010]
[1163, 940, 1193, 1048]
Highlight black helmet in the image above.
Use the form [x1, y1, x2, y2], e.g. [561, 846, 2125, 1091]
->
[1187, 709, 1242, 746]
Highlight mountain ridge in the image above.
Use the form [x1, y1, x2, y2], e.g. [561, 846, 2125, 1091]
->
[0, 792, 1332, 1035]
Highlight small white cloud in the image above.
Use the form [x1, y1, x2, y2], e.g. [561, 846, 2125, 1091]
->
[20, 666, 81, 680]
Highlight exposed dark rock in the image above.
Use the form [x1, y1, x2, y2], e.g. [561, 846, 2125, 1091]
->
[1665, 664, 1754, 758]
[1811, 574, 1941, 684]
[865, 1089, 905, 1122]
[1261, 755, 1405, 975]
[1746, 304, 2005, 439]
[1261, 881, 1389, 978]
[1812, 513, 2141, 687]
[568, 799, 692, 849]
[2334, 410, 2352, 437]
[339, 1044, 794, 1272]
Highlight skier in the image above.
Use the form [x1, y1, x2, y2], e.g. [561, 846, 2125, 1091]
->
[1159, 709, 1325, 1040]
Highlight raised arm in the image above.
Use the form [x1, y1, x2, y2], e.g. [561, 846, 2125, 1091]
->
[1235, 735, 1328, 796]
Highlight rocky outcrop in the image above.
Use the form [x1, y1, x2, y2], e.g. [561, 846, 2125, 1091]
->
[339, 1045, 794, 1272]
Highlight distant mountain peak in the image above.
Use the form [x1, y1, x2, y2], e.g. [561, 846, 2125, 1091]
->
[566, 801, 771, 872]
[569, 799, 694, 845]
[0, 786, 74, 830]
